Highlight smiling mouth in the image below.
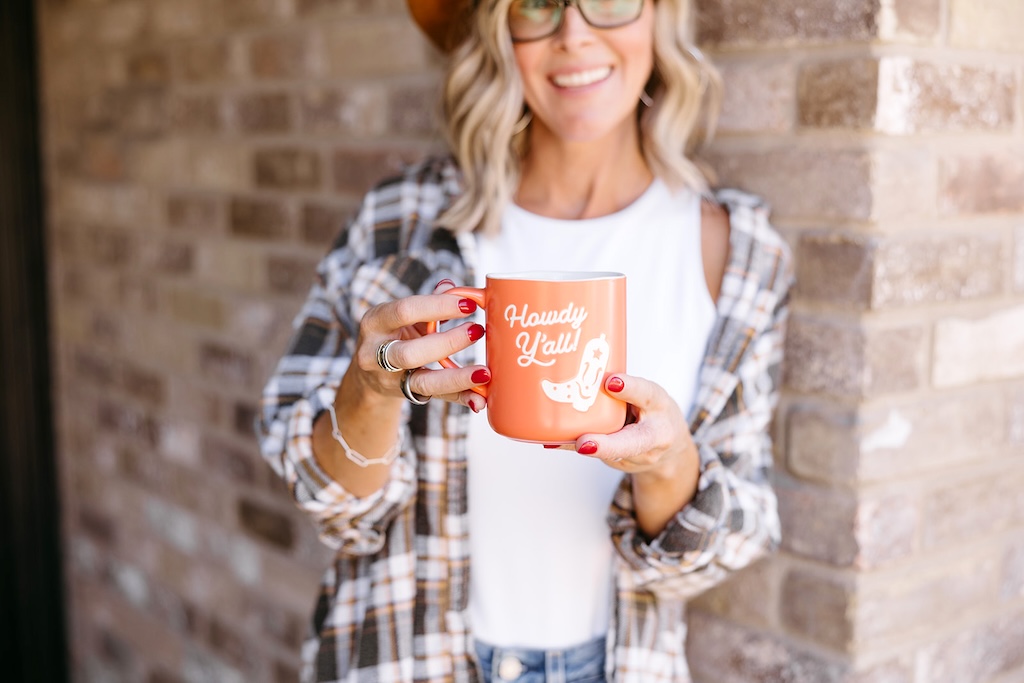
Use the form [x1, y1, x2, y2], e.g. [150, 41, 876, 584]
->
[551, 66, 612, 88]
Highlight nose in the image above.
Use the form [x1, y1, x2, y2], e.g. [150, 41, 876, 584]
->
[553, 6, 595, 48]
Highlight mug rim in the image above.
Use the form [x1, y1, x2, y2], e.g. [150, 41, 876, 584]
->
[486, 270, 624, 282]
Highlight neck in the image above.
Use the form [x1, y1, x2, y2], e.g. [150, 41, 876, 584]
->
[516, 123, 654, 220]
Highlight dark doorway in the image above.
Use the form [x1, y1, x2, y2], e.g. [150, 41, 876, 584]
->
[0, 0, 70, 680]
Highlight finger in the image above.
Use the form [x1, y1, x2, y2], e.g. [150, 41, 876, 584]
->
[383, 321, 485, 371]
[573, 421, 655, 464]
[365, 292, 477, 335]
[604, 373, 663, 413]
[403, 366, 491, 401]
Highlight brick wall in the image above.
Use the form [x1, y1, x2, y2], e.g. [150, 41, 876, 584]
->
[34, 0, 1024, 682]
[687, 1, 1024, 681]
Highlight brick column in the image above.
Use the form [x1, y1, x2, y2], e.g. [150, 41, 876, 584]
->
[689, 1, 1024, 681]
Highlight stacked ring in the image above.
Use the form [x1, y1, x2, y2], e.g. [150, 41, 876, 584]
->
[400, 368, 431, 406]
[376, 340, 402, 373]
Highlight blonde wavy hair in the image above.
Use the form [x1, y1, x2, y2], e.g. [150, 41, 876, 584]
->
[440, 0, 722, 235]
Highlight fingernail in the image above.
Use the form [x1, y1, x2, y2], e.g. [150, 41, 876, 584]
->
[607, 376, 625, 393]
[459, 298, 477, 314]
[543, 444, 561, 449]
[471, 368, 491, 384]
[577, 441, 598, 455]
[469, 399, 482, 414]
[436, 278, 454, 288]
[467, 323, 485, 342]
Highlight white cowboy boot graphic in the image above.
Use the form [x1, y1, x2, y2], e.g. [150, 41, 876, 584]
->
[541, 334, 610, 412]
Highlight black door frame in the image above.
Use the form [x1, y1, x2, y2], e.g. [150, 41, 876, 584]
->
[0, 0, 70, 680]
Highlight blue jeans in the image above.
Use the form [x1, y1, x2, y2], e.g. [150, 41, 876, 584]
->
[474, 637, 606, 683]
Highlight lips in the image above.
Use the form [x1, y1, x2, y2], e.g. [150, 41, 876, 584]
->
[550, 66, 612, 88]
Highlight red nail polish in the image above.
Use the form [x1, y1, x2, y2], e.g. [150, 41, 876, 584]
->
[459, 298, 477, 314]
[543, 444, 561, 449]
[467, 323, 485, 342]
[469, 399, 481, 414]
[471, 368, 491, 384]
[577, 441, 598, 455]
[607, 376, 625, 393]
[437, 278, 454, 288]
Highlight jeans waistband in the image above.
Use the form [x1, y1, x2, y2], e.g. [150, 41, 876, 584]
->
[474, 636, 606, 683]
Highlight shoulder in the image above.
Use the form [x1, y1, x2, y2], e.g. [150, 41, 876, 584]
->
[366, 155, 462, 216]
[712, 188, 794, 295]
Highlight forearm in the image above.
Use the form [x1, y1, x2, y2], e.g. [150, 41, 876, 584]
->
[630, 438, 700, 539]
[312, 366, 405, 498]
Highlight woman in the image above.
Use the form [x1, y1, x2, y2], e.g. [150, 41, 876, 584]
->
[258, 0, 793, 681]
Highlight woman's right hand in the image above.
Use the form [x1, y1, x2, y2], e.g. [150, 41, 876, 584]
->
[348, 280, 490, 413]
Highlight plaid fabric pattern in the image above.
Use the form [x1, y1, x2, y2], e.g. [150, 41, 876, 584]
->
[257, 157, 793, 683]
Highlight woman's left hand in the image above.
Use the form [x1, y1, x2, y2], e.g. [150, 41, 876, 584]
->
[557, 374, 702, 537]
[555, 374, 695, 477]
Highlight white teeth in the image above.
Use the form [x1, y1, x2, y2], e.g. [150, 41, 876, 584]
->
[552, 66, 612, 88]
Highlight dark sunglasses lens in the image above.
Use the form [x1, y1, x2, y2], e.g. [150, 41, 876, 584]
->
[579, 0, 644, 27]
[509, 0, 563, 41]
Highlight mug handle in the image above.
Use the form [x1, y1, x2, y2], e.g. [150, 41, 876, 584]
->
[426, 286, 488, 398]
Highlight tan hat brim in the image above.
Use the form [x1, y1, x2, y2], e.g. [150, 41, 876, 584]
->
[407, 0, 472, 52]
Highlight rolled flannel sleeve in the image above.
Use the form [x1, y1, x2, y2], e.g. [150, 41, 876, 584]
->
[609, 257, 791, 600]
[256, 203, 417, 555]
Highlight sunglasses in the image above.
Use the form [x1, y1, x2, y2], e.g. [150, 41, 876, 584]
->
[508, 0, 646, 42]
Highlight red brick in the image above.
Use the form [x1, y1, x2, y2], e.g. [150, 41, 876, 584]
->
[884, 0, 942, 40]
[685, 610, 853, 683]
[783, 318, 926, 399]
[229, 197, 292, 241]
[301, 202, 350, 245]
[696, 0, 877, 46]
[178, 40, 234, 83]
[267, 254, 318, 294]
[922, 470, 1024, 550]
[198, 342, 255, 388]
[238, 498, 295, 550]
[853, 494, 918, 569]
[324, 20, 436, 77]
[781, 569, 854, 650]
[707, 147, 873, 222]
[776, 474, 859, 566]
[940, 152, 1024, 215]
[171, 94, 223, 133]
[202, 434, 262, 486]
[795, 232, 876, 309]
[126, 50, 171, 86]
[856, 556, 1000, 644]
[167, 194, 222, 233]
[717, 61, 795, 134]
[249, 31, 320, 80]
[877, 59, 1016, 134]
[388, 82, 442, 135]
[221, 0, 292, 27]
[798, 59, 878, 130]
[299, 85, 387, 135]
[254, 148, 322, 190]
[233, 92, 293, 133]
[333, 147, 424, 196]
[871, 233, 1005, 308]
[918, 611, 1024, 683]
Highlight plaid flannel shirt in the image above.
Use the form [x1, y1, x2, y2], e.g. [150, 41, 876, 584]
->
[257, 156, 793, 683]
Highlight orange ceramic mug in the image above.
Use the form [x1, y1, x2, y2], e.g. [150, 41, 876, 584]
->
[431, 271, 627, 444]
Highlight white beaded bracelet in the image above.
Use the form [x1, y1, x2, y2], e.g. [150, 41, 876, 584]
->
[324, 401, 401, 468]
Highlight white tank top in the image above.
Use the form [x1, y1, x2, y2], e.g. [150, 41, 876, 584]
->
[467, 179, 717, 649]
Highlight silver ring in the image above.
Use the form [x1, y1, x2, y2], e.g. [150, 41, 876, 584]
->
[376, 340, 402, 373]
[400, 368, 430, 406]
